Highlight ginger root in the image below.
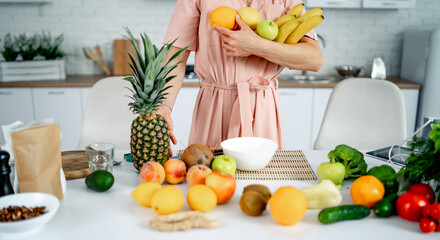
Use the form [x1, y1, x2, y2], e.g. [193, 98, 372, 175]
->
[150, 211, 219, 231]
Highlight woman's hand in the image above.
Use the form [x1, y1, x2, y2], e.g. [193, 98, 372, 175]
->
[156, 106, 176, 156]
[213, 15, 264, 57]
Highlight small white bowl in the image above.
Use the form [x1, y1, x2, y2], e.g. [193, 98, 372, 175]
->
[0, 192, 60, 233]
[221, 137, 278, 171]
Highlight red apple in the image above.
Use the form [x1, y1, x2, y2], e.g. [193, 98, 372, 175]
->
[186, 165, 212, 186]
[205, 171, 236, 204]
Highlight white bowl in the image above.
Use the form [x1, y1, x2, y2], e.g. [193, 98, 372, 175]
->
[221, 137, 278, 171]
[0, 192, 60, 233]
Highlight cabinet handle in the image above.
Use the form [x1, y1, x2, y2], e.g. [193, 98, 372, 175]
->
[48, 91, 65, 95]
[280, 92, 298, 96]
[381, 2, 396, 6]
[0, 91, 13, 95]
[325, 1, 342, 5]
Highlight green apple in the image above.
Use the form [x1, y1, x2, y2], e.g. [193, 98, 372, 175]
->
[237, 7, 261, 30]
[317, 162, 345, 189]
[211, 155, 236, 176]
[256, 20, 279, 41]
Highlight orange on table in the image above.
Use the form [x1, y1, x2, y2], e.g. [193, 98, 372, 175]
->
[350, 175, 385, 208]
[269, 186, 307, 225]
[209, 6, 237, 30]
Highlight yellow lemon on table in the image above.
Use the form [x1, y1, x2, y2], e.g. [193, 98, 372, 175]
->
[150, 186, 184, 215]
[187, 184, 217, 212]
[131, 182, 162, 208]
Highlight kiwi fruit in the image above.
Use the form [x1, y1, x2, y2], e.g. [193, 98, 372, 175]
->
[181, 144, 214, 169]
[243, 184, 272, 202]
[239, 191, 268, 216]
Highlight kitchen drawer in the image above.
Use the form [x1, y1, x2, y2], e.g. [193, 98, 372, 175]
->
[363, 0, 416, 9]
[305, 0, 362, 8]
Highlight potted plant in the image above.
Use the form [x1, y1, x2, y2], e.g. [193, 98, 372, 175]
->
[0, 31, 67, 82]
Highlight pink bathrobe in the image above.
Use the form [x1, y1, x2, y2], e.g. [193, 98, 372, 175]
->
[164, 0, 314, 150]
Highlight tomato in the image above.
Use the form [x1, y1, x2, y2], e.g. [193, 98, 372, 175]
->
[424, 203, 440, 220]
[350, 175, 385, 208]
[419, 217, 437, 233]
[407, 183, 436, 204]
[396, 192, 429, 222]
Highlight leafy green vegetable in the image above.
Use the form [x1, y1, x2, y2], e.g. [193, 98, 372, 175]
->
[328, 144, 368, 179]
[398, 122, 440, 195]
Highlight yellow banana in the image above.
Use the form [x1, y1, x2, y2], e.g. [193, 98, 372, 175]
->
[296, 8, 323, 21]
[285, 15, 324, 44]
[275, 14, 296, 28]
[287, 3, 304, 17]
[274, 19, 300, 43]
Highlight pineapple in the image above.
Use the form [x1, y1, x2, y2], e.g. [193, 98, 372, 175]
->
[123, 27, 188, 170]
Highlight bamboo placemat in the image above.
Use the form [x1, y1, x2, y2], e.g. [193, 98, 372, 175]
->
[177, 150, 317, 180]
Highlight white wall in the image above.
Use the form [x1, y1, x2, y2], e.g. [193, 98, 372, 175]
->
[0, 0, 439, 77]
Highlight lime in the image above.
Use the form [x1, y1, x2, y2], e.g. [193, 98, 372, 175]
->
[85, 170, 115, 192]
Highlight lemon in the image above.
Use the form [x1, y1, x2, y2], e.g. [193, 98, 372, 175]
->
[131, 182, 162, 207]
[150, 186, 184, 215]
[187, 184, 217, 212]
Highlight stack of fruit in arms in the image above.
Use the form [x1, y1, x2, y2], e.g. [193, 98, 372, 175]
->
[132, 143, 237, 217]
[209, 4, 324, 43]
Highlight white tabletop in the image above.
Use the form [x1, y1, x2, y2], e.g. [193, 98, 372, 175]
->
[1, 150, 437, 240]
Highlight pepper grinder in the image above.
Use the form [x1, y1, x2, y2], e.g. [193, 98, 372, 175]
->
[0, 150, 14, 197]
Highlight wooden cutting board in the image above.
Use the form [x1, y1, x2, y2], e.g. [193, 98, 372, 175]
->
[113, 39, 137, 76]
[62, 150, 90, 180]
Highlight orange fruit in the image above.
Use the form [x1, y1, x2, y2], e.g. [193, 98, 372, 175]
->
[269, 186, 307, 225]
[209, 6, 237, 30]
[350, 175, 385, 208]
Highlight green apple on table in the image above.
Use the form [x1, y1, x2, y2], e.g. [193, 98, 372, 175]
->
[256, 20, 279, 41]
[211, 155, 236, 176]
[317, 162, 345, 189]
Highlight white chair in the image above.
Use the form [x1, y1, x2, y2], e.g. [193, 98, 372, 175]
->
[313, 78, 407, 150]
[77, 77, 136, 150]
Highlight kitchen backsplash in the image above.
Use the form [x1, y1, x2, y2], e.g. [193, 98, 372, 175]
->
[0, 0, 439, 77]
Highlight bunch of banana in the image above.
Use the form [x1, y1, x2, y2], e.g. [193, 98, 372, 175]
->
[274, 4, 324, 44]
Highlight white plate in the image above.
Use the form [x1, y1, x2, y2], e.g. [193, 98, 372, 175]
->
[0, 192, 60, 233]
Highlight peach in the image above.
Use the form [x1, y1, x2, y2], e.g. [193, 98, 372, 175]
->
[163, 159, 187, 184]
[140, 161, 165, 184]
[186, 165, 212, 186]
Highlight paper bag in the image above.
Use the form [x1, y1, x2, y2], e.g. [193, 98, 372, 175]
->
[11, 124, 63, 200]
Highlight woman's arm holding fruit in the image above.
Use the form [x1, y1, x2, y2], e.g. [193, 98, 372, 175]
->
[156, 46, 191, 147]
[213, 15, 323, 72]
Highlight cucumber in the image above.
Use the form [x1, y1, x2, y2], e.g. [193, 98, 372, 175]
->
[318, 205, 370, 224]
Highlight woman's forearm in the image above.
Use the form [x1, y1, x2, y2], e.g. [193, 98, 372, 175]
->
[254, 36, 323, 72]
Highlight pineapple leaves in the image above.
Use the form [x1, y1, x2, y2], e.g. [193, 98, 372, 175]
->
[122, 27, 188, 115]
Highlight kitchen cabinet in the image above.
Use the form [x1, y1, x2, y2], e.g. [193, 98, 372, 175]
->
[32, 88, 83, 151]
[306, 0, 362, 8]
[0, 88, 34, 146]
[363, 0, 416, 8]
[311, 88, 333, 148]
[279, 88, 314, 150]
[170, 87, 199, 153]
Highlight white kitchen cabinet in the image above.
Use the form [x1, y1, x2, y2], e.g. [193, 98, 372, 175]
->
[0, 88, 35, 146]
[170, 87, 199, 153]
[306, 0, 362, 8]
[401, 88, 419, 137]
[32, 88, 83, 151]
[80, 87, 91, 115]
[363, 0, 416, 9]
[278, 88, 314, 150]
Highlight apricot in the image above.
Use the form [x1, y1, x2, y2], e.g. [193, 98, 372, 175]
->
[163, 159, 186, 184]
[139, 161, 165, 184]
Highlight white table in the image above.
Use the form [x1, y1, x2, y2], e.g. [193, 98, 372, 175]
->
[1, 150, 437, 240]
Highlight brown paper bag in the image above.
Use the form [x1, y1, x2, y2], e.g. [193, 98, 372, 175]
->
[11, 124, 63, 200]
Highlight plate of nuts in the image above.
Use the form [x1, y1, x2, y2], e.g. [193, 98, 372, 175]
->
[0, 192, 59, 233]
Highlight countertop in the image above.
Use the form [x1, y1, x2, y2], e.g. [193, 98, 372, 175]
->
[0, 75, 421, 89]
[2, 150, 435, 240]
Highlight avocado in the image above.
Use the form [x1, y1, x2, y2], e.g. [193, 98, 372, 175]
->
[85, 170, 114, 192]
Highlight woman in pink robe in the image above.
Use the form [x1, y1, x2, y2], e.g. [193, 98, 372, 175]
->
[158, 0, 323, 152]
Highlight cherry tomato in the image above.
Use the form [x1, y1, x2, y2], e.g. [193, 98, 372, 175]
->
[426, 203, 440, 220]
[407, 183, 436, 204]
[396, 192, 429, 222]
[419, 217, 437, 233]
